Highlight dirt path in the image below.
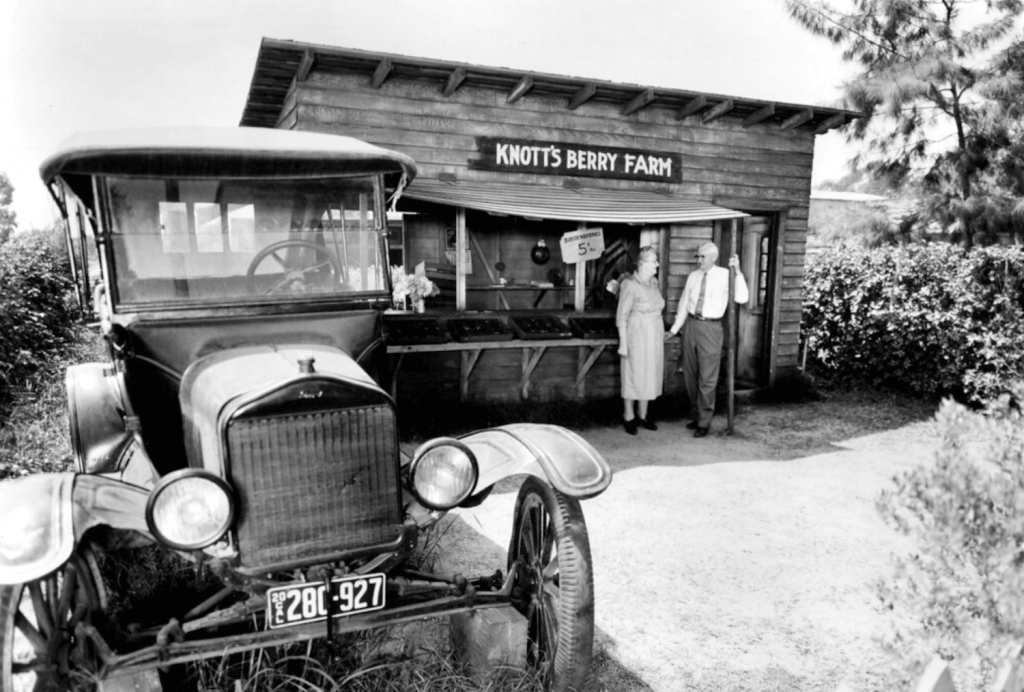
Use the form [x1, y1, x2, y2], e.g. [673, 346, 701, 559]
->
[435, 415, 937, 692]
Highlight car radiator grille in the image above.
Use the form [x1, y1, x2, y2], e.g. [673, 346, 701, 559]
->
[226, 405, 402, 571]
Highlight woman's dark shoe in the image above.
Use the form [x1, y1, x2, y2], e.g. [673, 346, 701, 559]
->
[693, 426, 709, 438]
[623, 418, 638, 435]
[639, 418, 658, 431]
[686, 421, 699, 430]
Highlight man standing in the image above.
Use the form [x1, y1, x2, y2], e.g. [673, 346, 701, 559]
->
[665, 241, 749, 437]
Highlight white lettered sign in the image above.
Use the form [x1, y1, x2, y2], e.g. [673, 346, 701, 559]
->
[560, 227, 605, 264]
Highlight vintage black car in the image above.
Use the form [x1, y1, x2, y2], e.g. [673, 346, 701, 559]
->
[0, 128, 611, 691]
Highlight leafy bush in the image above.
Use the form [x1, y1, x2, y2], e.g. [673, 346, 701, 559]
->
[802, 244, 1024, 403]
[876, 382, 1024, 689]
[0, 326, 104, 478]
[0, 230, 76, 403]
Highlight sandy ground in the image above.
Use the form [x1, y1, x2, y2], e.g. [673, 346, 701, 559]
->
[433, 416, 938, 692]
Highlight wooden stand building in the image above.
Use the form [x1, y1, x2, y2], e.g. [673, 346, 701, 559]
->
[239, 39, 858, 407]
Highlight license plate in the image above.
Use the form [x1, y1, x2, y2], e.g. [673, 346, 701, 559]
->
[266, 573, 386, 629]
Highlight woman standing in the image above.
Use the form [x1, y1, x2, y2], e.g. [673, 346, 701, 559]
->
[616, 246, 665, 435]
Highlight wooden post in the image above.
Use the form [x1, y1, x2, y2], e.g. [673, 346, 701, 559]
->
[727, 219, 737, 434]
[456, 207, 467, 311]
[995, 648, 1024, 692]
[450, 607, 527, 679]
[574, 222, 587, 311]
[915, 657, 955, 692]
[97, 669, 163, 692]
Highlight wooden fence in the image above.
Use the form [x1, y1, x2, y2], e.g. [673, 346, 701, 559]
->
[916, 645, 1024, 692]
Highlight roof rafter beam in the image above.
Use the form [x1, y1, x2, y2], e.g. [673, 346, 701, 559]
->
[676, 95, 707, 120]
[814, 112, 848, 134]
[702, 99, 734, 124]
[296, 50, 316, 82]
[622, 88, 655, 116]
[507, 75, 534, 104]
[371, 58, 394, 89]
[242, 40, 864, 132]
[443, 67, 467, 97]
[781, 108, 814, 130]
[743, 103, 776, 128]
[568, 82, 597, 110]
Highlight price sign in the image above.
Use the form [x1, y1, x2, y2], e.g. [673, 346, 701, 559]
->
[559, 227, 605, 264]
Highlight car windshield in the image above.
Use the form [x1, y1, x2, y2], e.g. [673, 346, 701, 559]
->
[105, 175, 388, 308]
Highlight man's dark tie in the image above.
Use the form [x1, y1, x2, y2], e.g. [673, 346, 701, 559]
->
[694, 272, 707, 317]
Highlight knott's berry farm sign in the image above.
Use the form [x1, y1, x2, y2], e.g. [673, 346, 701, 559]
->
[471, 137, 682, 183]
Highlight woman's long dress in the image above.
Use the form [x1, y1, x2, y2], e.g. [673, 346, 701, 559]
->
[616, 274, 665, 400]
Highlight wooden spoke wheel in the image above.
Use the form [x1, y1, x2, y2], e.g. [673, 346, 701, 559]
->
[508, 477, 594, 692]
[0, 549, 106, 692]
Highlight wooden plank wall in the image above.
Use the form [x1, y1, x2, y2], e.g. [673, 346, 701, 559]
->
[663, 221, 714, 376]
[287, 71, 816, 389]
[393, 346, 620, 409]
[292, 73, 815, 201]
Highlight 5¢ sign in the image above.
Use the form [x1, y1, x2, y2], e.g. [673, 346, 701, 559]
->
[560, 228, 605, 264]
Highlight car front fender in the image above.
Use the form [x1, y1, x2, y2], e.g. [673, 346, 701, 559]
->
[460, 423, 612, 499]
[0, 473, 151, 585]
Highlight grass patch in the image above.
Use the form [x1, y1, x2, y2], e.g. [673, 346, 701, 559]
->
[731, 380, 938, 458]
[0, 325, 106, 478]
[182, 624, 651, 692]
[176, 622, 550, 692]
[92, 541, 227, 645]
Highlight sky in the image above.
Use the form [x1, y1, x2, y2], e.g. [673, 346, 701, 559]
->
[0, 0, 859, 230]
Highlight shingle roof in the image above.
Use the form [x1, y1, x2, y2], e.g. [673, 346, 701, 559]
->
[240, 38, 862, 135]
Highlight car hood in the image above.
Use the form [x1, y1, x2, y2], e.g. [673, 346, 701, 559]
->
[180, 344, 390, 474]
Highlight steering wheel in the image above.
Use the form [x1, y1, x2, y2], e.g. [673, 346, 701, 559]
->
[245, 240, 343, 295]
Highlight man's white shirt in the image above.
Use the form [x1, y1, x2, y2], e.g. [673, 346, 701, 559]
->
[678, 265, 749, 320]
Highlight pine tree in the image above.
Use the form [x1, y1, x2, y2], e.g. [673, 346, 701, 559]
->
[786, 0, 1024, 245]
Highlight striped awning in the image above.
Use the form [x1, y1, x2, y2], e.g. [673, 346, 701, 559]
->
[400, 179, 747, 224]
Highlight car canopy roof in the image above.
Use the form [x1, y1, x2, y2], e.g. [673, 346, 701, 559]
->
[40, 127, 417, 184]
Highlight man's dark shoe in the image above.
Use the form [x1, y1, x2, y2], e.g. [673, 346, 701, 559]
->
[693, 426, 709, 438]
[686, 421, 699, 430]
[623, 418, 638, 435]
[639, 418, 658, 431]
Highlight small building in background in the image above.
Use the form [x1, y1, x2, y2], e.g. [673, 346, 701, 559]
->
[239, 39, 859, 405]
[808, 189, 890, 253]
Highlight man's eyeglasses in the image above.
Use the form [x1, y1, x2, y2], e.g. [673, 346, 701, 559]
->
[695, 254, 708, 259]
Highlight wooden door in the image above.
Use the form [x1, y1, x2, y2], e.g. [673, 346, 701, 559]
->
[717, 215, 775, 388]
[738, 216, 774, 386]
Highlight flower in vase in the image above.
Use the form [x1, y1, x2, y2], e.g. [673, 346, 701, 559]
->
[391, 266, 440, 307]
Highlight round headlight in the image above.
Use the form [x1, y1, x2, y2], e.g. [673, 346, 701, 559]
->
[408, 439, 479, 510]
[146, 470, 235, 550]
